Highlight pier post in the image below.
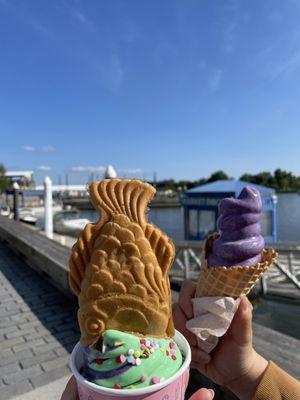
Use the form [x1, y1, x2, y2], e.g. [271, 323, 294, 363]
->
[183, 249, 190, 280]
[13, 182, 20, 221]
[260, 275, 267, 296]
[44, 176, 53, 239]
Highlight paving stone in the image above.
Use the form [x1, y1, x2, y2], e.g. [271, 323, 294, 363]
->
[33, 341, 61, 355]
[0, 336, 25, 350]
[0, 379, 33, 400]
[0, 324, 18, 336]
[5, 302, 21, 311]
[0, 308, 21, 318]
[41, 354, 70, 372]
[54, 347, 70, 357]
[0, 361, 21, 376]
[3, 365, 43, 385]
[24, 329, 48, 342]
[17, 320, 41, 331]
[45, 312, 70, 322]
[53, 329, 76, 340]
[12, 338, 46, 353]
[11, 312, 31, 323]
[5, 328, 36, 340]
[30, 365, 71, 388]
[60, 333, 79, 346]
[54, 321, 78, 332]
[0, 349, 33, 366]
[21, 350, 58, 369]
[0, 347, 14, 358]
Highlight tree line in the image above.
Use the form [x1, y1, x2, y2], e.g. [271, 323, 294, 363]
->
[153, 169, 300, 192]
[1, 162, 300, 193]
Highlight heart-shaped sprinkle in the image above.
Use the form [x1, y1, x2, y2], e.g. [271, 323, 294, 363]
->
[114, 383, 121, 389]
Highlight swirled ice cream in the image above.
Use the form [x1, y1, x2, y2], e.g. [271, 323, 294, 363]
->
[83, 330, 183, 389]
[207, 186, 265, 267]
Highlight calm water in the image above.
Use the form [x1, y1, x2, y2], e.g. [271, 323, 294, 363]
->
[79, 207, 185, 240]
[79, 192, 300, 242]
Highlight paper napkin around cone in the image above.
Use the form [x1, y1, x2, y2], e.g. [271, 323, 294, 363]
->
[186, 296, 240, 353]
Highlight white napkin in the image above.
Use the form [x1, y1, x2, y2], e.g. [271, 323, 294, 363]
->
[186, 296, 240, 353]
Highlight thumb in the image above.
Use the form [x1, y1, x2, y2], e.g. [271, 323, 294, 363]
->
[227, 296, 253, 346]
[188, 388, 215, 400]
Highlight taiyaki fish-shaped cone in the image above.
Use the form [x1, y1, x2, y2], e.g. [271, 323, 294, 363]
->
[196, 187, 277, 298]
[69, 179, 175, 345]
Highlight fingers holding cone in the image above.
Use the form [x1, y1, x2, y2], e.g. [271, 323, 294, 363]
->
[188, 388, 215, 400]
[226, 296, 253, 347]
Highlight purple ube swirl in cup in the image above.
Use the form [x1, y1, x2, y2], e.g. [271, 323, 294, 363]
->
[207, 186, 265, 267]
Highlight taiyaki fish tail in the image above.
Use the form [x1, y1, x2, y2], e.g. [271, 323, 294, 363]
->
[68, 179, 176, 343]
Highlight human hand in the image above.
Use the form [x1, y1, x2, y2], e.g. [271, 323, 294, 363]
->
[188, 388, 215, 399]
[60, 376, 78, 400]
[60, 375, 214, 400]
[173, 280, 268, 400]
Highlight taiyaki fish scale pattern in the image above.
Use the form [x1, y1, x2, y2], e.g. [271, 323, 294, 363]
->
[69, 179, 175, 345]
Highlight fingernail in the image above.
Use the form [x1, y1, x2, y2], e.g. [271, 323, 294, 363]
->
[209, 389, 215, 398]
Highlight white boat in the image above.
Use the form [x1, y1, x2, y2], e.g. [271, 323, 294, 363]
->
[30, 203, 63, 218]
[53, 210, 90, 236]
[0, 205, 10, 217]
[19, 208, 38, 225]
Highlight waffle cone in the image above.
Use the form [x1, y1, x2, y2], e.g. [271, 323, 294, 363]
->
[195, 233, 278, 298]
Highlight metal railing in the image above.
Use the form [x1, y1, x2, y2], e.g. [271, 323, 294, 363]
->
[173, 241, 300, 298]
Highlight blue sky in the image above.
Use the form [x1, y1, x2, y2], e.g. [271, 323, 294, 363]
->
[1, 0, 300, 184]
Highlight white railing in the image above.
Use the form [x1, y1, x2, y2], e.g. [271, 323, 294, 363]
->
[173, 241, 300, 298]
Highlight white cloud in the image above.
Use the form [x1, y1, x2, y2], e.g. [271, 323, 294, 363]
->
[91, 51, 124, 91]
[42, 145, 56, 152]
[37, 165, 52, 171]
[208, 69, 223, 92]
[219, 0, 240, 53]
[255, 29, 300, 81]
[71, 166, 106, 173]
[21, 145, 36, 152]
[0, 0, 52, 38]
[119, 169, 143, 174]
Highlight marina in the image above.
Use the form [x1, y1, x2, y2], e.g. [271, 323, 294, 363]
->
[2, 3, 300, 398]
[0, 178, 300, 399]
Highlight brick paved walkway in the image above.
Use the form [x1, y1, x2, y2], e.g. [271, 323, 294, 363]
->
[1, 240, 299, 400]
[0, 242, 80, 400]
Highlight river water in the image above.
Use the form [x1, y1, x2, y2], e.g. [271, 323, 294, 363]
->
[79, 192, 300, 242]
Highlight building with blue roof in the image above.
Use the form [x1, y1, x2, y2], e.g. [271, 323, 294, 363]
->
[181, 179, 277, 242]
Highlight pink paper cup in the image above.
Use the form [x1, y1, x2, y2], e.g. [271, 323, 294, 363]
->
[70, 330, 191, 400]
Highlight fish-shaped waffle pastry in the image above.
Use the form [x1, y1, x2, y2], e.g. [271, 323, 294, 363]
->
[69, 179, 175, 345]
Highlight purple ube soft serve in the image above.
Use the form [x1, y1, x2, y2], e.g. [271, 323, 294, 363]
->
[207, 186, 265, 267]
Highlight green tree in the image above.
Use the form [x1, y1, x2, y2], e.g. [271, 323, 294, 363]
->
[240, 169, 300, 192]
[0, 164, 8, 192]
[240, 171, 275, 187]
[206, 170, 229, 183]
